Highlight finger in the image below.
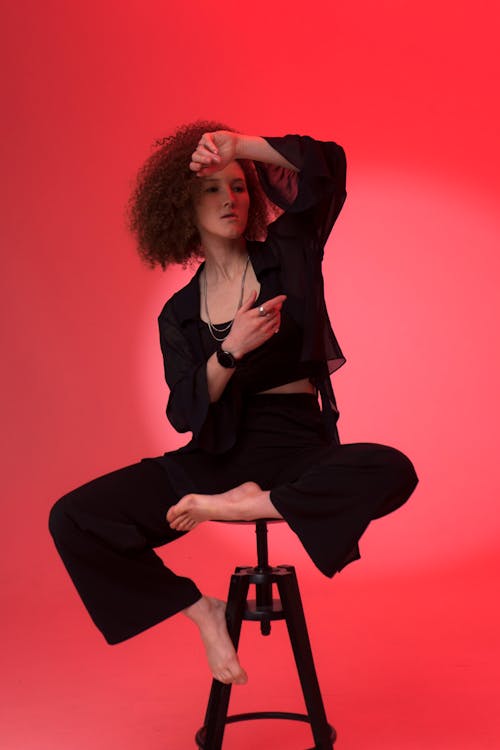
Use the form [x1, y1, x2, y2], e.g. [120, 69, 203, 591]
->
[264, 312, 280, 329]
[200, 133, 219, 155]
[260, 314, 280, 334]
[257, 306, 280, 322]
[191, 151, 216, 165]
[264, 303, 283, 316]
[196, 143, 221, 161]
[253, 299, 285, 318]
[190, 162, 219, 178]
[263, 294, 287, 307]
[194, 163, 221, 178]
[253, 301, 276, 318]
[240, 289, 258, 311]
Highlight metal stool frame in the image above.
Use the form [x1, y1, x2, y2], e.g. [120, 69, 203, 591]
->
[195, 519, 336, 749]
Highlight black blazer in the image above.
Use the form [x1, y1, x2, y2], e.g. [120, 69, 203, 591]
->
[158, 134, 347, 455]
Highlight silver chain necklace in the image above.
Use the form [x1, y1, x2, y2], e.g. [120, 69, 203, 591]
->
[203, 255, 250, 342]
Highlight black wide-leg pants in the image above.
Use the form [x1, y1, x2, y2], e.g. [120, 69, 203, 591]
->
[49, 394, 418, 645]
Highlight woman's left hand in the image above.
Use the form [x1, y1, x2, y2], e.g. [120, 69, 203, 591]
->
[189, 131, 239, 177]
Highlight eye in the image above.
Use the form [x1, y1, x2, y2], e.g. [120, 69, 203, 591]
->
[233, 185, 246, 193]
[205, 186, 218, 193]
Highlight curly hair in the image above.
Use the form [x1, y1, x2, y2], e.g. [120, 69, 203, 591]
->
[127, 120, 271, 269]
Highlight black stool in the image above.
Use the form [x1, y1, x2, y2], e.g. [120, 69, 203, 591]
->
[195, 519, 336, 749]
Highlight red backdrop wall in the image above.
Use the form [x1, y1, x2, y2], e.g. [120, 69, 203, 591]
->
[2, 2, 499, 749]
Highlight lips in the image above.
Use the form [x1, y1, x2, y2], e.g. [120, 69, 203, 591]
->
[221, 213, 238, 219]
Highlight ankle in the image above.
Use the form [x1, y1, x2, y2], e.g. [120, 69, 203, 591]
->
[183, 595, 212, 626]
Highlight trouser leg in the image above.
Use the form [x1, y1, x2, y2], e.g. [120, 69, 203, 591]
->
[270, 442, 418, 578]
[48, 458, 202, 644]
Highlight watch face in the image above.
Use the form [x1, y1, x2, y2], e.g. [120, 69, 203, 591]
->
[217, 349, 236, 368]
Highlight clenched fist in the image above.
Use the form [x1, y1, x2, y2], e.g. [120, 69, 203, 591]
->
[190, 131, 240, 178]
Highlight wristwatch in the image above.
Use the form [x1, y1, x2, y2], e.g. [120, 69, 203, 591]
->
[216, 347, 238, 369]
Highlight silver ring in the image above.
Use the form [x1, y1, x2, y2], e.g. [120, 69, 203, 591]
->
[258, 305, 267, 317]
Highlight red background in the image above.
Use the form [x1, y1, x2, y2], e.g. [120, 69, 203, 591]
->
[2, 1, 499, 748]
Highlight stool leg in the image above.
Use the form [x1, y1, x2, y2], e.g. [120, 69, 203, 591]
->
[255, 521, 272, 635]
[277, 568, 334, 749]
[200, 572, 250, 750]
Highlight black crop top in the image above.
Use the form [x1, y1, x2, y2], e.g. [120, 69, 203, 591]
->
[198, 305, 322, 394]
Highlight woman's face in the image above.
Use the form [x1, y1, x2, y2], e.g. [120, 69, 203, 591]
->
[192, 160, 250, 243]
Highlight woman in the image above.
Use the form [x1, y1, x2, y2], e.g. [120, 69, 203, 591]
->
[49, 120, 418, 687]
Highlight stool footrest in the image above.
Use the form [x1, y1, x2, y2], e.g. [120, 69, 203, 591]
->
[234, 565, 291, 585]
[244, 598, 284, 620]
[196, 711, 336, 749]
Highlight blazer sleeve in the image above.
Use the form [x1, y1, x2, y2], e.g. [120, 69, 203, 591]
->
[253, 134, 347, 250]
[158, 303, 242, 454]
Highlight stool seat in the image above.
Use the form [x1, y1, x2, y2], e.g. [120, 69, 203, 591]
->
[195, 519, 336, 750]
[214, 517, 285, 523]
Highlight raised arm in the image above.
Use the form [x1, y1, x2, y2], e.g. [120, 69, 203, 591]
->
[190, 130, 346, 249]
[189, 131, 299, 176]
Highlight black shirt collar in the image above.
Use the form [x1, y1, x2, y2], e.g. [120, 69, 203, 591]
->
[173, 240, 280, 325]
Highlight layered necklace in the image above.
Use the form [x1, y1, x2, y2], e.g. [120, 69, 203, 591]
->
[203, 254, 251, 342]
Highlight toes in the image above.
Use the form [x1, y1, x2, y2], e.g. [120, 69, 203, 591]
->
[215, 669, 232, 684]
[233, 667, 248, 684]
[166, 505, 179, 523]
[166, 494, 193, 523]
[212, 662, 247, 685]
[176, 517, 197, 532]
[167, 516, 181, 529]
[167, 507, 199, 532]
[169, 513, 188, 530]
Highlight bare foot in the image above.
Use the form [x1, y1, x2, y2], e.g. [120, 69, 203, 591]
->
[184, 596, 248, 685]
[167, 481, 274, 531]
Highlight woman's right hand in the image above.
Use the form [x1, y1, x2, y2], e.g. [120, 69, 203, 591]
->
[189, 131, 239, 177]
[223, 290, 287, 360]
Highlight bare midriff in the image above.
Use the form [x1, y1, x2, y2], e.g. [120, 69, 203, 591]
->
[256, 378, 316, 396]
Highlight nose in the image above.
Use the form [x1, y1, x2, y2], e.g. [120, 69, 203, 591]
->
[222, 187, 236, 206]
